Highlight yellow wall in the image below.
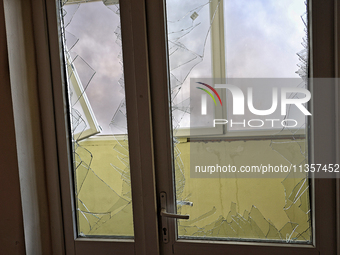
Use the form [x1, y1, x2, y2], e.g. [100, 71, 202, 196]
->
[75, 136, 310, 242]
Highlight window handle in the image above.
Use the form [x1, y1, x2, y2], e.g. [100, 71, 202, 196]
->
[159, 192, 189, 243]
[160, 208, 189, 219]
[160, 192, 190, 219]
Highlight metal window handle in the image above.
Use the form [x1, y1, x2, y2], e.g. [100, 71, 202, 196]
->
[160, 208, 189, 219]
[160, 192, 190, 220]
[160, 192, 190, 243]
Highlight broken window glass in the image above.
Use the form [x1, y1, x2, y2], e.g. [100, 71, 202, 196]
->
[165, 0, 311, 243]
[60, 0, 133, 237]
[59, 0, 311, 243]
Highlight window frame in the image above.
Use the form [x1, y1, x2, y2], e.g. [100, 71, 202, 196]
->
[16, 0, 340, 254]
[149, 0, 339, 254]
[52, 0, 158, 254]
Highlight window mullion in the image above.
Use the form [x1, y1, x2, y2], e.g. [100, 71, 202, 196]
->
[119, 0, 160, 254]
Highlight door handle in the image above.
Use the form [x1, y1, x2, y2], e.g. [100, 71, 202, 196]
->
[160, 208, 189, 219]
[160, 192, 190, 243]
[160, 192, 190, 219]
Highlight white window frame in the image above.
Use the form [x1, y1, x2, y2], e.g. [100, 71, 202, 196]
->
[3, 0, 338, 254]
[150, 0, 340, 254]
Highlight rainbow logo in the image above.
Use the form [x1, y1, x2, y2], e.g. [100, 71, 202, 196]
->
[196, 82, 222, 106]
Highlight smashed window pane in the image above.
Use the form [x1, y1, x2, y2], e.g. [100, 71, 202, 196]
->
[60, 0, 133, 237]
[165, 0, 311, 243]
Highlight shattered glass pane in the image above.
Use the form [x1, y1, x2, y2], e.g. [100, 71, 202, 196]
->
[167, 0, 213, 130]
[165, 0, 311, 243]
[60, 0, 134, 237]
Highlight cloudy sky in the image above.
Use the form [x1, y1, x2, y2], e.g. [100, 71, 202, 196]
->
[64, 2, 124, 135]
[63, 0, 307, 134]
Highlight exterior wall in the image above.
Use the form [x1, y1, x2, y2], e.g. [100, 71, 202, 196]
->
[76, 136, 310, 241]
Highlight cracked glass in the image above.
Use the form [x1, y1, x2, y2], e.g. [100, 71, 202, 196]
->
[165, 0, 312, 243]
[60, 0, 134, 237]
[58, 0, 311, 244]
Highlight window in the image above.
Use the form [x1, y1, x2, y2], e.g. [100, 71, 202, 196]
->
[166, 0, 311, 245]
[61, 0, 134, 238]
[13, 0, 337, 254]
